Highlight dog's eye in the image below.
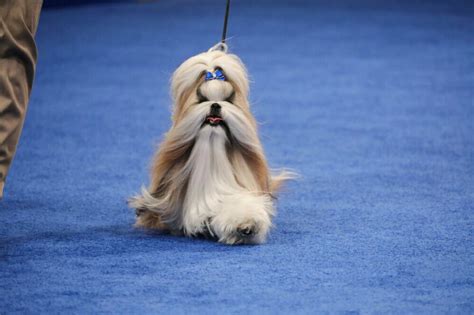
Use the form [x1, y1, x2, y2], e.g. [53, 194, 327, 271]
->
[196, 89, 208, 103]
[225, 91, 235, 104]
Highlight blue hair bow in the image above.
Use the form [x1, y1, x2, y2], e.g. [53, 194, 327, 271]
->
[205, 69, 226, 81]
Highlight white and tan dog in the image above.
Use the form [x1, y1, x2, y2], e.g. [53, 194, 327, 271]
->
[129, 44, 292, 244]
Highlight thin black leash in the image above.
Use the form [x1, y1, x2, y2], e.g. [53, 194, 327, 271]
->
[221, 0, 231, 43]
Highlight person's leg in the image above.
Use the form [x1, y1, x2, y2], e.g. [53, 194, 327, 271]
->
[0, 0, 42, 198]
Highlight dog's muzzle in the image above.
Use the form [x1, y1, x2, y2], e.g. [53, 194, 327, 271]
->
[204, 103, 224, 127]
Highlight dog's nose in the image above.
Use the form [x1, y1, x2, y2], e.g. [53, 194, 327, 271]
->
[210, 103, 221, 116]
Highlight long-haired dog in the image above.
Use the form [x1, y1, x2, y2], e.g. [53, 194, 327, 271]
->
[129, 44, 292, 244]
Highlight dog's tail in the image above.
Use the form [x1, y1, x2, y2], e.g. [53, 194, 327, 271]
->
[270, 169, 299, 194]
[128, 187, 169, 230]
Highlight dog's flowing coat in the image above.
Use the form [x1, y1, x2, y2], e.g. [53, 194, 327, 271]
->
[130, 47, 290, 244]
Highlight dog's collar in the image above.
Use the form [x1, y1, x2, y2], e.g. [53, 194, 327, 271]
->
[205, 69, 226, 81]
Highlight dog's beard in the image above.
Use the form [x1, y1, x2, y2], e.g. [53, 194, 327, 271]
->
[182, 104, 273, 243]
[131, 102, 274, 244]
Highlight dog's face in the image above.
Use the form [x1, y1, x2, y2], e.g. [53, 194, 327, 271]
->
[171, 50, 251, 126]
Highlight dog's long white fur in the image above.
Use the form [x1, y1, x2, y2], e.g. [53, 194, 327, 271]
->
[183, 124, 273, 244]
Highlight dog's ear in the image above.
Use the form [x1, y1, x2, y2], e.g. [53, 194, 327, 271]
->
[170, 53, 209, 123]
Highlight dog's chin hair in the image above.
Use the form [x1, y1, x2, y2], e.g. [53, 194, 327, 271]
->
[131, 107, 275, 244]
[181, 125, 273, 244]
[164, 101, 261, 153]
[130, 101, 294, 244]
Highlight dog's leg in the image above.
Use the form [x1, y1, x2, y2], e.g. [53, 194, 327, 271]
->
[210, 193, 274, 244]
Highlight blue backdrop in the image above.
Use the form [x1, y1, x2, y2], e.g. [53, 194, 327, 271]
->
[1, 0, 473, 313]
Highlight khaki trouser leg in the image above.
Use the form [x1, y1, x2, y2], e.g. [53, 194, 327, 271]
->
[0, 0, 42, 198]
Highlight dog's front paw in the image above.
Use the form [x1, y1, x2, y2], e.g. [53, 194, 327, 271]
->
[237, 222, 257, 238]
[210, 193, 274, 245]
[228, 219, 261, 245]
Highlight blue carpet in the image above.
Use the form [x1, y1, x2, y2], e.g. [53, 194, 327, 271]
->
[1, 0, 473, 313]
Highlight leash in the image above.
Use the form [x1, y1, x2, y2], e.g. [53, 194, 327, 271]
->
[209, 0, 231, 52]
[221, 0, 231, 44]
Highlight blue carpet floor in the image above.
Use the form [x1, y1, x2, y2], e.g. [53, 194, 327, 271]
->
[1, 0, 473, 313]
